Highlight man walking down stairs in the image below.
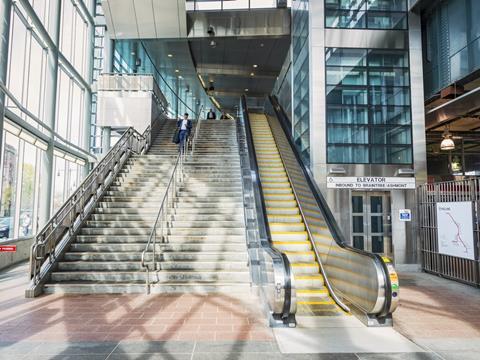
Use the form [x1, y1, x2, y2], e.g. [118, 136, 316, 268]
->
[44, 119, 250, 294]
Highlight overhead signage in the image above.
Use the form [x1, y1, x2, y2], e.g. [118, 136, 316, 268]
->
[399, 209, 412, 222]
[436, 202, 475, 260]
[0, 245, 16, 252]
[327, 177, 416, 190]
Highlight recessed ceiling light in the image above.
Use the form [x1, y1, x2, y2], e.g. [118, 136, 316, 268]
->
[178, 75, 183, 79]
[253, 64, 258, 68]
[245, 89, 249, 92]
[260, 43, 264, 47]
[175, 69, 179, 73]
[250, 72, 255, 76]
[168, 54, 173, 57]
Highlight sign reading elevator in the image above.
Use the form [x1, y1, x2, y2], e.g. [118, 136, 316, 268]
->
[327, 177, 416, 190]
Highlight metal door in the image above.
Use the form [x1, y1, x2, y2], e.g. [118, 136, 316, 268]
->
[351, 192, 392, 255]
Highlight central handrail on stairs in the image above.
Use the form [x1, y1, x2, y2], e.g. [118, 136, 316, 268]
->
[190, 105, 204, 156]
[141, 146, 186, 294]
[26, 125, 153, 298]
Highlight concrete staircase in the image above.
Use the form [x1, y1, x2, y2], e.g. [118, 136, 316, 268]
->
[44, 119, 249, 294]
[250, 113, 343, 316]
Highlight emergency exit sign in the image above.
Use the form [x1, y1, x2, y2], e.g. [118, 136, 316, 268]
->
[0, 245, 16, 252]
[327, 177, 416, 190]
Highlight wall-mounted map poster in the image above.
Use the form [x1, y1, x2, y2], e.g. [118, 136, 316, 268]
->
[436, 202, 476, 260]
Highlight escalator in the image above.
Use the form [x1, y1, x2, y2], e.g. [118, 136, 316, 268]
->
[242, 96, 399, 326]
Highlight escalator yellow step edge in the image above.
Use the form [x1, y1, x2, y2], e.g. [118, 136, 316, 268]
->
[283, 251, 314, 255]
[267, 207, 299, 211]
[265, 199, 296, 203]
[298, 300, 336, 306]
[271, 231, 308, 235]
[291, 263, 319, 268]
[297, 289, 328, 294]
[273, 241, 311, 245]
[295, 275, 323, 280]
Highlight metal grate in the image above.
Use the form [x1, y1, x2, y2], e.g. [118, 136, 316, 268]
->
[417, 179, 480, 286]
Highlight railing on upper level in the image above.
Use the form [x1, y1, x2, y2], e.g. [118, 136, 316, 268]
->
[186, 0, 290, 11]
[25, 126, 153, 298]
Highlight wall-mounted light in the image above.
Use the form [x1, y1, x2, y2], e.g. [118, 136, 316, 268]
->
[440, 126, 455, 151]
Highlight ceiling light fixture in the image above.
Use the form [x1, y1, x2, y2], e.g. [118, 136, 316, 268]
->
[440, 126, 455, 151]
[250, 72, 254, 76]
[175, 69, 179, 73]
[168, 54, 173, 57]
[245, 89, 249, 92]
[253, 64, 258, 68]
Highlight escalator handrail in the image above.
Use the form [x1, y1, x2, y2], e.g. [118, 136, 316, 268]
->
[241, 96, 293, 321]
[268, 95, 393, 317]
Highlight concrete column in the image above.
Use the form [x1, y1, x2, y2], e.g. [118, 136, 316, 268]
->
[38, 0, 61, 226]
[0, 0, 12, 153]
[102, 126, 111, 155]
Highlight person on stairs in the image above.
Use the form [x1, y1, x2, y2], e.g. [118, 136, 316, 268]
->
[206, 108, 217, 120]
[220, 111, 228, 120]
[177, 113, 192, 153]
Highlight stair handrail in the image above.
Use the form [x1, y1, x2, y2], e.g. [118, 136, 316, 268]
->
[267, 95, 398, 322]
[141, 140, 187, 294]
[190, 105, 204, 156]
[240, 95, 295, 325]
[26, 126, 151, 297]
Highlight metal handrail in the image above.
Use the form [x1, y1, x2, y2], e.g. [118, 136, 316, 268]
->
[190, 105, 205, 156]
[141, 138, 188, 293]
[26, 125, 151, 297]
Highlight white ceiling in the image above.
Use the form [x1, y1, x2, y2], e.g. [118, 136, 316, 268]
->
[102, 0, 187, 39]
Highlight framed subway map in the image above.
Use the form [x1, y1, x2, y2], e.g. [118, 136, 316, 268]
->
[436, 202, 476, 260]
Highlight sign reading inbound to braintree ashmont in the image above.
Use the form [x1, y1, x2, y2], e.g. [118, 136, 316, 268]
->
[436, 202, 476, 260]
[327, 177, 416, 190]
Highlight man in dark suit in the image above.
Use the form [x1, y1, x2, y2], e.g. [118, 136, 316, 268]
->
[206, 108, 217, 120]
[177, 113, 192, 153]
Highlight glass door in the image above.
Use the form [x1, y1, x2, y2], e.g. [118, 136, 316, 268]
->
[351, 192, 392, 256]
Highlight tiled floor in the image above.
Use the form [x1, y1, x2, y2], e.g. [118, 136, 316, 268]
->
[0, 262, 479, 359]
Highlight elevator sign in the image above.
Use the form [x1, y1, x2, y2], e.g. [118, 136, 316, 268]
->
[327, 177, 416, 190]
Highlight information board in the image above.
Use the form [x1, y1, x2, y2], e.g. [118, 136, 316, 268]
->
[327, 177, 416, 190]
[436, 202, 476, 260]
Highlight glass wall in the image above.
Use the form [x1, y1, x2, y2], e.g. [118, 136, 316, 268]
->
[186, 0, 292, 11]
[325, 0, 408, 30]
[0, 0, 94, 241]
[292, 0, 310, 164]
[326, 48, 412, 164]
[423, 0, 480, 99]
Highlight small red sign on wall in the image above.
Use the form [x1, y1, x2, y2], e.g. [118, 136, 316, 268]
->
[0, 245, 16, 252]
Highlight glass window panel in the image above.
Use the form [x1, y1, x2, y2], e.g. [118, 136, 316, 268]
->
[326, 66, 367, 86]
[196, 1, 221, 10]
[353, 236, 364, 250]
[371, 215, 383, 233]
[7, 12, 28, 106]
[53, 157, 66, 212]
[0, 132, 20, 240]
[326, 48, 367, 67]
[368, 69, 409, 87]
[327, 105, 368, 124]
[353, 216, 364, 233]
[60, 0, 74, 61]
[250, 0, 276, 8]
[367, 0, 407, 11]
[326, 86, 368, 105]
[370, 196, 383, 213]
[26, 37, 45, 118]
[70, 83, 83, 147]
[352, 196, 363, 213]
[328, 125, 369, 144]
[367, 12, 407, 29]
[371, 146, 412, 164]
[448, 0, 467, 56]
[371, 106, 411, 125]
[56, 70, 70, 139]
[19, 142, 36, 237]
[368, 50, 409, 67]
[369, 87, 410, 106]
[327, 145, 369, 163]
[325, 9, 366, 28]
[372, 236, 384, 253]
[370, 126, 411, 145]
[222, 0, 249, 9]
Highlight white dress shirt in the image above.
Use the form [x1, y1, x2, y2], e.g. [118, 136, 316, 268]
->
[180, 119, 188, 130]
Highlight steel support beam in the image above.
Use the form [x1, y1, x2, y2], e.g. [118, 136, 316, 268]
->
[0, 0, 12, 155]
